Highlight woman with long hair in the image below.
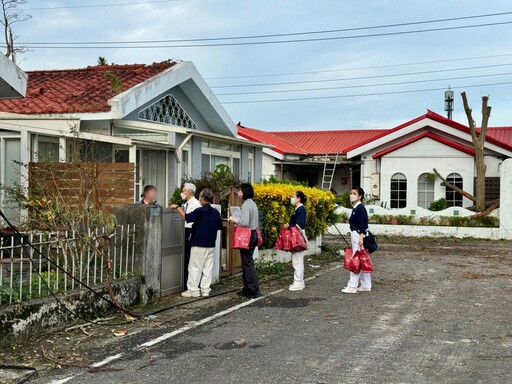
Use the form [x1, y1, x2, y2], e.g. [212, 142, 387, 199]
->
[229, 183, 261, 298]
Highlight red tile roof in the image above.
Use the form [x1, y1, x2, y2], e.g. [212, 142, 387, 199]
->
[271, 129, 386, 155]
[238, 124, 306, 155]
[486, 127, 512, 147]
[0, 61, 175, 114]
[239, 110, 512, 157]
[238, 124, 386, 155]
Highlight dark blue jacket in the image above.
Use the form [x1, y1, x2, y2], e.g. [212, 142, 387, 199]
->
[289, 205, 307, 230]
[349, 203, 368, 234]
[185, 204, 223, 247]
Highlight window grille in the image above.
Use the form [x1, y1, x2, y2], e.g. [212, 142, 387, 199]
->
[390, 173, 407, 208]
[138, 94, 197, 129]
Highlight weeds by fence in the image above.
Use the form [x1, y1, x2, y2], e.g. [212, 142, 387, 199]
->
[0, 224, 136, 306]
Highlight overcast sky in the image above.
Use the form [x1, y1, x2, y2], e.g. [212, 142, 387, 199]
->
[12, 0, 512, 131]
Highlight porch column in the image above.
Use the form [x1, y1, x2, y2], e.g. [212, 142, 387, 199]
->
[240, 145, 249, 181]
[500, 159, 512, 239]
[254, 147, 263, 183]
[191, 136, 202, 178]
[19, 130, 30, 182]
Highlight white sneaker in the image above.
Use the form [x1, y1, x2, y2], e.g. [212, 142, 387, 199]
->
[201, 291, 210, 297]
[181, 290, 200, 298]
[289, 283, 305, 291]
[341, 287, 358, 294]
[357, 287, 371, 292]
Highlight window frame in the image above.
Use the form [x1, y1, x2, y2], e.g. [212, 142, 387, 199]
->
[390, 172, 407, 209]
[417, 173, 435, 209]
[445, 173, 464, 207]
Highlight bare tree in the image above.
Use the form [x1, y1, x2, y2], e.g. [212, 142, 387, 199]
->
[0, 0, 30, 62]
[433, 92, 497, 217]
[461, 91, 491, 212]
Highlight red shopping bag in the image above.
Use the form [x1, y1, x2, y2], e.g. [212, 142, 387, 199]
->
[347, 251, 361, 273]
[290, 226, 308, 252]
[275, 228, 292, 251]
[358, 249, 374, 273]
[256, 227, 264, 247]
[232, 225, 251, 250]
[343, 247, 353, 270]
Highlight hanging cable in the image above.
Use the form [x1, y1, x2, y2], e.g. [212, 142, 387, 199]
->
[0, 209, 141, 322]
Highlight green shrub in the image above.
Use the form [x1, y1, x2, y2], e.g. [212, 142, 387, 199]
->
[255, 258, 285, 277]
[253, 183, 336, 249]
[262, 175, 307, 186]
[367, 214, 498, 228]
[335, 192, 352, 209]
[169, 187, 183, 206]
[429, 198, 448, 211]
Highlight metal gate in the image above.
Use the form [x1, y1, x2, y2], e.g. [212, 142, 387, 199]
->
[161, 208, 185, 295]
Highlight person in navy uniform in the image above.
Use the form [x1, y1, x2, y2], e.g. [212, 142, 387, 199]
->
[342, 187, 371, 294]
[179, 189, 223, 298]
[286, 191, 307, 291]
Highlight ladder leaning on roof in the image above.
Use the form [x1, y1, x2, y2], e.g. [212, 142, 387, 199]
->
[321, 153, 339, 190]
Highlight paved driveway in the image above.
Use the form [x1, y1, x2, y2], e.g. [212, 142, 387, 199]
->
[36, 239, 512, 384]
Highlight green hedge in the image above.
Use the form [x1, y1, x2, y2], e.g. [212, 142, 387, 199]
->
[253, 183, 336, 249]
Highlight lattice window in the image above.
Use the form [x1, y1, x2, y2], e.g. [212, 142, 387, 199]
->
[138, 94, 197, 129]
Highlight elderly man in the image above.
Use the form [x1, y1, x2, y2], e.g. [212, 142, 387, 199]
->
[171, 183, 200, 284]
[173, 189, 222, 297]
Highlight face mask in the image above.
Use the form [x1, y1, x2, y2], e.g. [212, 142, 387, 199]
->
[290, 197, 296, 205]
[180, 193, 186, 200]
[350, 194, 359, 203]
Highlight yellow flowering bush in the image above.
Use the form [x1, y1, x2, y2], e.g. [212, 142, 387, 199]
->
[253, 183, 336, 249]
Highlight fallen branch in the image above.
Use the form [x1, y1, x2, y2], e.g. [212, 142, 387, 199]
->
[433, 168, 476, 203]
[40, 345, 123, 373]
[65, 316, 116, 332]
[470, 201, 500, 219]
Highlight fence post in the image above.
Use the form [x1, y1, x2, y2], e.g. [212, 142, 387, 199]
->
[114, 205, 162, 304]
[500, 159, 512, 239]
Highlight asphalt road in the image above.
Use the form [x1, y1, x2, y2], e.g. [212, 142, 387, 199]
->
[36, 239, 512, 384]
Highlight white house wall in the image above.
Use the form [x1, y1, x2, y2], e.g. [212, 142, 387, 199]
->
[262, 152, 277, 180]
[371, 137, 475, 208]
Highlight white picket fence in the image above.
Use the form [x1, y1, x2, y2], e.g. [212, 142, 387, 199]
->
[0, 224, 136, 306]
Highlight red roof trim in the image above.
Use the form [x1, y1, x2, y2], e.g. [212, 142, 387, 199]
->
[372, 131, 476, 159]
[237, 124, 306, 155]
[238, 130, 286, 154]
[346, 109, 512, 153]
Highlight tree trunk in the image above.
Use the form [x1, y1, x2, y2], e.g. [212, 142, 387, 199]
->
[461, 92, 491, 212]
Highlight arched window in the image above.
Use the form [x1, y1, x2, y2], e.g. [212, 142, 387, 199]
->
[390, 173, 407, 208]
[417, 173, 435, 209]
[445, 173, 463, 207]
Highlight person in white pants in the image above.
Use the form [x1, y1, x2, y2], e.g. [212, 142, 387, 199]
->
[173, 189, 223, 298]
[342, 187, 372, 294]
[286, 191, 308, 291]
[187, 246, 214, 296]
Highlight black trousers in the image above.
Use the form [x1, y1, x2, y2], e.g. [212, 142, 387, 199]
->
[240, 230, 260, 294]
[184, 228, 193, 285]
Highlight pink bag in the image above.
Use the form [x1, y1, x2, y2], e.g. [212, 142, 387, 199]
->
[347, 252, 361, 273]
[358, 249, 374, 273]
[275, 228, 292, 251]
[343, 247, 353, 270]
[256, 227, 264, 247]
[290, 226, 308, 252]
[232, 225, 251, 250]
